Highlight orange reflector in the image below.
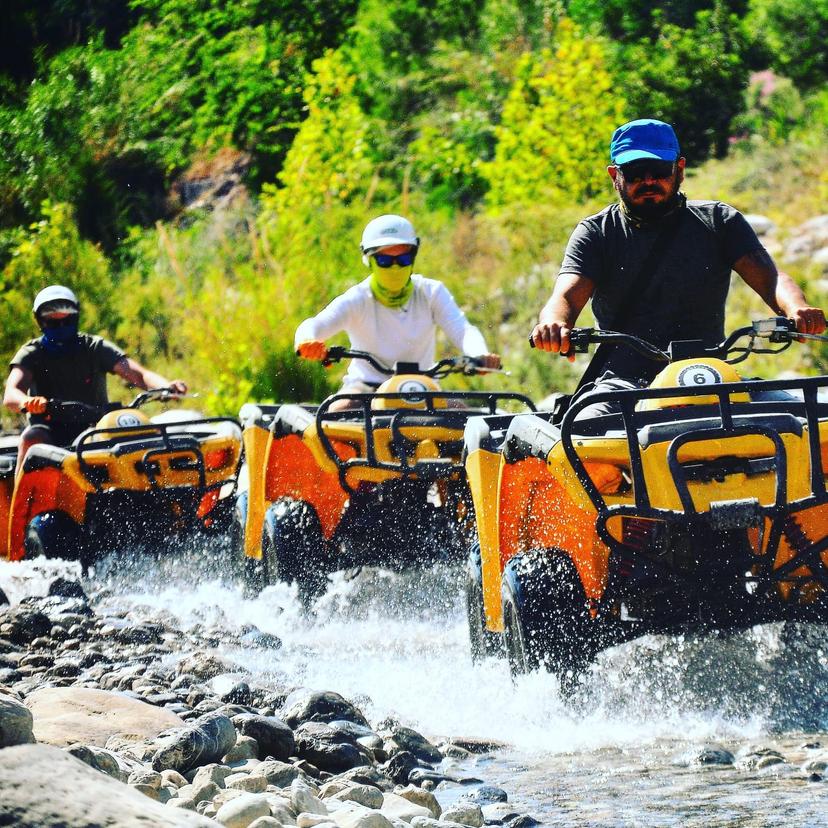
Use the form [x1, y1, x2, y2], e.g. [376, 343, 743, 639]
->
[204, 448, 232, 470]
[197, 489, 220, 519]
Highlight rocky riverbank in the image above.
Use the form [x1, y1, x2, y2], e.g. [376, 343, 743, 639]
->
[0, 575, 536, 828]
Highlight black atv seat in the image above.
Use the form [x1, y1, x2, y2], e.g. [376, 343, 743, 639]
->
[503, 413, 560, 464]
[637, 412, 805, 448]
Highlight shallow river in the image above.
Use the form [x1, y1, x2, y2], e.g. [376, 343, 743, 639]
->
[2, 556, 827, 827]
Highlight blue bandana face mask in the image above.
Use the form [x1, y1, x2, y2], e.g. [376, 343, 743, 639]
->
[40, 318, 80, 356]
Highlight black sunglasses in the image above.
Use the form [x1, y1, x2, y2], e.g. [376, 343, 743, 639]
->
[618, 160, 676, 183]
[373, 251, 416, 268]
[39, 315, 78, 329]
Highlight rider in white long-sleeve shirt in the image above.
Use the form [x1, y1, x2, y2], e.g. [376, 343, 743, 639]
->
[295, 215, 500, 407]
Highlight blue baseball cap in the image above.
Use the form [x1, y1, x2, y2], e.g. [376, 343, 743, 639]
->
[610, 119, 680, 165]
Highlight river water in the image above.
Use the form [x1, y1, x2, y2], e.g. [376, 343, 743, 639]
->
[2, 556, 827, 826]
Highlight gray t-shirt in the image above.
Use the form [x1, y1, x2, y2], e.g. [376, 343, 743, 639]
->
[559, 200, 763, 380]
[11, 333, 125, 408]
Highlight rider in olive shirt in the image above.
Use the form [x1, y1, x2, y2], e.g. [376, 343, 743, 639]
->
[4, 285, 187, 467]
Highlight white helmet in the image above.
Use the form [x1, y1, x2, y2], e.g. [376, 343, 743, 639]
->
[33, 285, 79, 316]
[360, 214, 419, 254]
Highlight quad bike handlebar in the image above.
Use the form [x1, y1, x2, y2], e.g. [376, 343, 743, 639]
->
[43, 386, 188, 424]
[322, 346, 499, 377]
[530, 317, 828, 365]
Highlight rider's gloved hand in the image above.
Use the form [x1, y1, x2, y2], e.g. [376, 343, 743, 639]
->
[296, 340, 328, 361]
[167, 380, 188, 396]
[790, 306, 827, 336]
[530, 322, 576, 362]
[479, 353, 502, 370]
[22, 395, 48, 415]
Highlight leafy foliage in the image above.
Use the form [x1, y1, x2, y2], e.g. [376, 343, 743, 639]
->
[483, 19, 625, 209]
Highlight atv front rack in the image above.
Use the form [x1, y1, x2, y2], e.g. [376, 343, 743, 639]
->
[317, 391, 535, 493]
[560, 376, 828, 596]
[75, 418, 242, 494]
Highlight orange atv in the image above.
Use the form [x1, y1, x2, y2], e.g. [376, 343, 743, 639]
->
[234, 348, 535, 603]
[464, 318, 828, 683]
[0, 389, 242, 568]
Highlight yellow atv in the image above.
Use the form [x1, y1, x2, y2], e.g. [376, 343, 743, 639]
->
[0, 389, 242, 568]
[235, 348, 535, 603]
[464, 318, 828, 683]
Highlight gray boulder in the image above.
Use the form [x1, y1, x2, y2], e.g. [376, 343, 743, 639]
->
[295, 721, 366, 773]
[232, 712, 295, 760]
[0, 692, 34, 747]
[281, 690, 369, 729]
[152, 712, 237, 774]
[0, 743, 218, 826]
[0, 606, 51, 644]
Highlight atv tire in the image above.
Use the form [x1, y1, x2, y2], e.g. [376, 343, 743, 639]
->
[24, 511, 84, 564]
[465, 541, 502, 661]
[501, 549, 596, 686]
[260, 499, 330, 606]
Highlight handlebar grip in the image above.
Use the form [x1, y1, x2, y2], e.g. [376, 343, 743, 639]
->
[528, 335, 535, 349]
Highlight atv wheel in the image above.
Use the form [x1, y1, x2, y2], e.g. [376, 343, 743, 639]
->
[501, 549, 596, 686]
[465, 541, 502, 661]
[261, 499, 330, 606]
[24, 512, 84, 564]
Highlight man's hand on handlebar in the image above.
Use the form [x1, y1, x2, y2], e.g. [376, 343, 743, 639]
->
[530, 322, 576, 362]
[22, 395, 48, 415]
[167, 380, 188, 396]
[296, 340, 329, 362]
[789, 306, 827, 337]
[478, 353, 502, 370]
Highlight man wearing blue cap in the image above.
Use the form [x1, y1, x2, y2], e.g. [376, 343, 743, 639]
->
[530, 118, 825, 388]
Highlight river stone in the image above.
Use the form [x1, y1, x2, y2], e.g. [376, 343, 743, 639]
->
[380, 792, 432, 823]
[0, 692, 34, 747]
[384, 726, 441, 763]
[226, 773, 268, 793]
[480, 804, 522, 824]
[251, 758, 302, 787]
[27, 686, 184, 747]
[225, 734, 260, 763]
[291, 778, 329, 815]
[331, 783, 384, 809]
[329, 801, 394, 828]
[383, 751, 420, 784]
[47, 577, 88, 601]
[281, 690, 369, 729]
[295, 721, 366, 773]
[232, 712, 295, 760]
[0, 743, 218, 826]
[693, 747, 734, 766]
[462, 785, 507, 805]
[191, 762, 235, 789]
[394, 785, 440, 817]
[504, 816, 540, 828]
[66, 743, 134, 782]
[214, 792, 272, 827]
[178, 652, 241, 680]
[152, 712, 237, 774]
[441, 802, 484, 827]
[0, 606, 52, 644]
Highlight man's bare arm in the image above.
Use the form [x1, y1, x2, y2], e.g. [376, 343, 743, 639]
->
[3, 367, 34, 412]
[113, 358, 187, 395]
[531, 273, 595, 359]
[734, 249, 826, 334]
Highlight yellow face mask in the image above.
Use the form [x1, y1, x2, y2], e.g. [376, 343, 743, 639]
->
[369, 262, 414, 308]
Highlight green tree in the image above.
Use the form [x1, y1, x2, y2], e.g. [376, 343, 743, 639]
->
[483, 18, 625, 209]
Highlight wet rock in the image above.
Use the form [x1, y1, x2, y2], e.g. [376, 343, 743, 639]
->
[0, 587, 8, 607]
[332, 766, 393, 791]
[802, 757, 828, 773]
[383, 725, 441, 763]
[380, 791, 432, 822]
[152, 712, 237, 774]
[222, 681, 253, 705]
[393, 784, 440, 817]
[295, 721, 366, 773]
[383, 751, 421, 785]
[737, 748, 785, 770]
[0, 743, 217, 826]
[65, 743, 132, 782]
[329, 801, 394, 828]
[116, 622, 166, 645]
[178, 651, 241, 680]
[480, 803, 522, 824]
[0, 693, 34, 747]
[330, 783, 384, 809]
[282, 690, 370, 729]
[0, 606, 52, 644]
[462, 785, 507, 805]
[232, 712, 295, 761]
[239, 625, 283, 650]
[441, 802, 484, 827]
[47, 577, 88, 601]
[214, 791, 272, 827]
[504, 816, 540, 828]
[441, 736, 503, 755]
[693, 747, 734, 766]
[27, 686, 185, 747]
